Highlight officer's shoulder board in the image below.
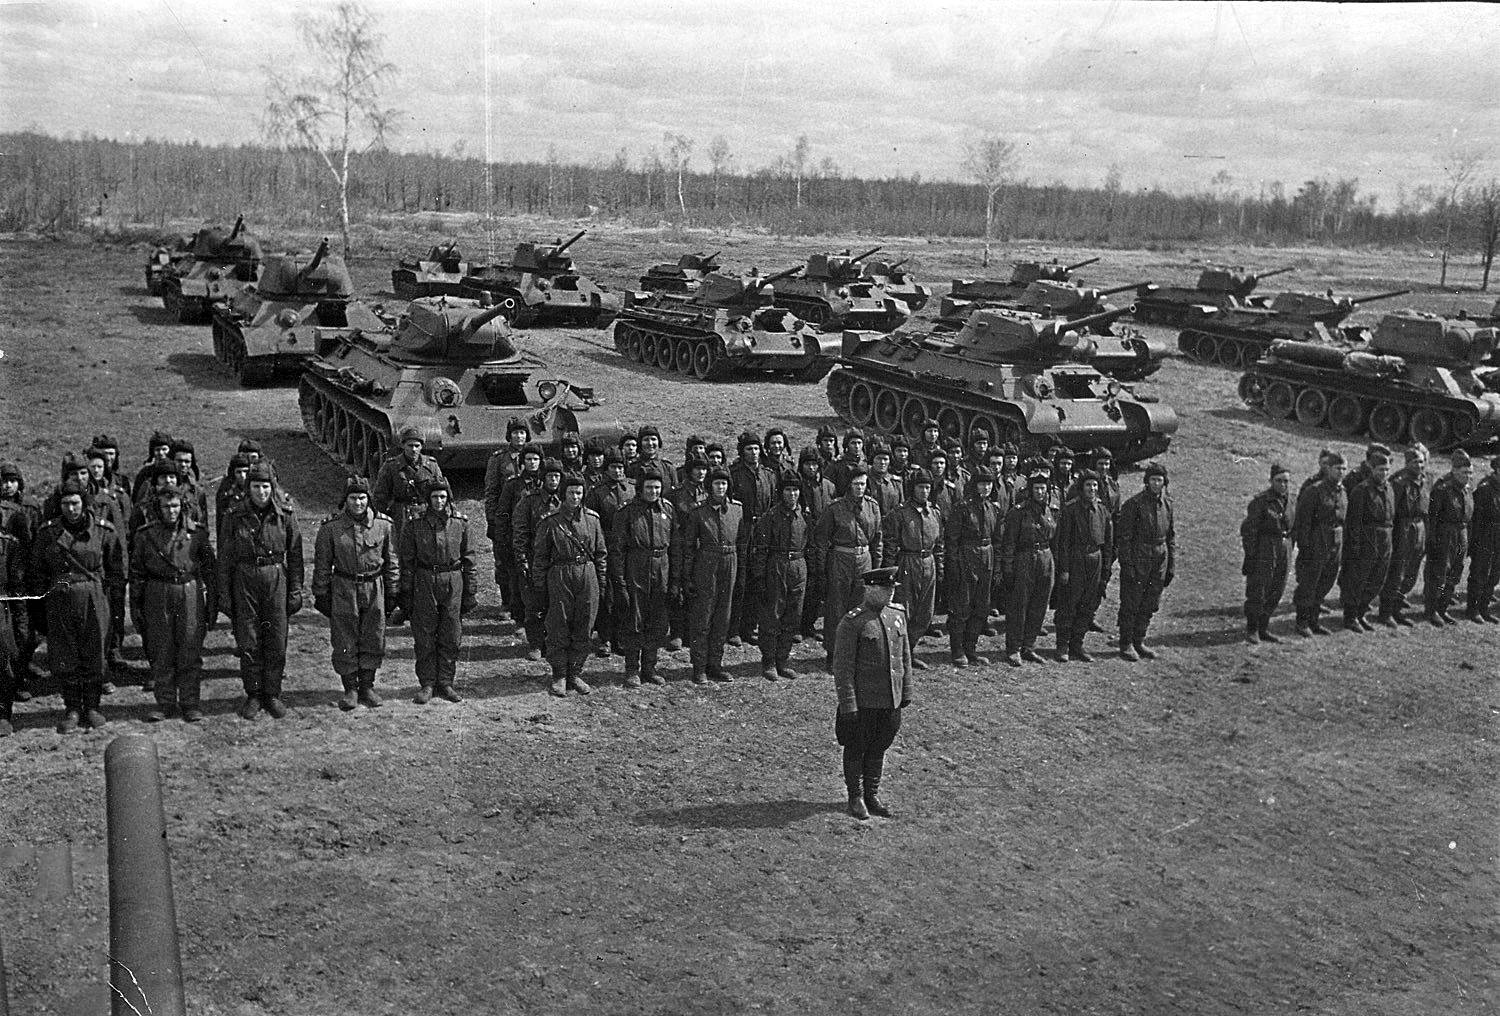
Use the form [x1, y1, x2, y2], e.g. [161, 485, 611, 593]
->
[728, 497, 744, 507]
[321, 512, 340, 525]
[96, 516, 116, 532]
[449, 509, 469, 522]
[373, 511, 394, 523]
[582, 507, 601, 519]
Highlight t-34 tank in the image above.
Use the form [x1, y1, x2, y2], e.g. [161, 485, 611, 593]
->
[939, 256, 1102, 322]
[158, 216, 263, 324]
[211, 238, 391, 386]
[860, 257, 932, 312]
[769, 247, 912, 332]
[391, 239, 472, 300]
[1178, 288, 1409, 368]
[1130, 264, 1295, 326]
[145, 234, 192, 295]
[611, 267, 835, 382]
[1239, 310, 1500, 450]
[459, 229, 622, 327]
[300, 297, 621, 476]
[825, 307, 1177, 464]
[638, 250, 722, 296]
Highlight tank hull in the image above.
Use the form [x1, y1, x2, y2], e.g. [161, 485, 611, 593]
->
[391, 263, 471, 301]
[770, 282, 911, 333]
[611, 306, 835, 383]
[825, 339, 1176, 465]
[211, 297, 392, 387]
[160, 259, 258, 325]
[1178, 318, 1345, 370]
[1130, 288, 1269, 327]
[461, 270, 622, 328]
[299, 344, 624, 475]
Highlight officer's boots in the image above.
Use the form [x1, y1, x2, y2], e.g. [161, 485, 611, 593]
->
[339, 673, 360, 711]
[623, 649, 642, 689]
[863, 777, 893, 819]
[1071, 640, 1094, 663]
[57, 688, 82, 733]
[413, 683, 434, 705]
[775, 658, 799, 681]
[568, 660, 592, 696]
[641, 648, 665, 686]
[357, 671, 382, 708]
[761, 661, 779, 682]
[83, 687, 107, 730]
[436, 683, 462, 702]
[547, 664, 567, 697]
[847, 783, 870, 821]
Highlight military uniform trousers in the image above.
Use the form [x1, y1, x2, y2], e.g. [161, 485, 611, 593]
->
[545, 560, 601, 674]
[1118, 546, 1170, 645]
[46, 577, 110, 711]
[1466, 537, 1500, 615]
[1007, 547, 1055, 652]
[490, 531, 519, 613]
[759, 553, 807, 666]
[1339, 526, 1393, 615]
[330, 571, 387, 679]
[800, 560, 827, 637]
[892, 551, 937, 649]
[0, 602, 16, 722]
[1424, 526, 1467, 614]
[822, 546, 870, 660]
[141, 577, 207, 709]
[947, 544, 994, 658]
[1054, 547, 1104, 648]
[1380, 519, 1426, 615]
[1244, 538, 1290, 628]
[412, 565, 463, 690]
[227, 562, 289, 698]
[520, 570, 549, 651]
[730, 540, 762, 642]
[1292, 529, 1343, 624]
[835, 707, 902, 799]
[689, 549, 738, 671]
[620, 550, 671, 653]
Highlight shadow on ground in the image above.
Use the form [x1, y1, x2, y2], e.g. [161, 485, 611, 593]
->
[634, 798, 842, 830]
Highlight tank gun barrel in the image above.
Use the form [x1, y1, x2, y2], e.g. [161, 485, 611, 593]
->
[1060, 307, 1132, 334]
[228, 215, 245, 242]
[1098, 282, 1145, 297]
[750, 265, 804, 289]
[1064, 256, 1102, 273]
[441, 237, 460, 258]
[884, 257, 910, 273]
[704, 250, 721, 263]
[1255, 265, 1296, 281]
[555, 229, 588, 255]
[849, 245, 884, 264]
[459, 302, 511, 343]
[1351, 289, 1411, 306]
[299, 238, 330, 282]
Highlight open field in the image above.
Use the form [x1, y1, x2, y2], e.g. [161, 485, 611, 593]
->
[0, 224, 1496, 1015]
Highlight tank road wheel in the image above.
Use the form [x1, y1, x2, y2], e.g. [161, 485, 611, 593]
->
[364, 429, 388, 482]
[690, 341, 711, 378]
[623, 327, 643, 362]
[1367, 402, 1408, 446]
[900, 397, 930, 442]
[969, 413, 1000, 446]
[657, 335, 678, 371]
[1263, 382, 1296, 419]
[613, 324, 627, 353]
[1408, 408, 1451, 449]
[675, 339, 694, 373]
[1293, 388, 1329, 428]
[936, 407, 965, 442]
[701, 339, 732, 381]
[1450, 410, 1476, 444]
[825, 370, 854, 420]
[1327, 395, 1366, 436]
[1237, 373, 1266, 407]
[874, 389, 902, 433]
[847, 382, 877, 428]
[641, 334, 660, 369]
[995, 419, 1024, 449]
[1215, 337, 1243, 368]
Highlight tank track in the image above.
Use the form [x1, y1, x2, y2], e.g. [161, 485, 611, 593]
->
[299, 373, 395, 480]
[611, 319, 829, 384]
[1178, 326, 1267, 370]
[209, 318, 283, 388]
[160, 280, 212, 325]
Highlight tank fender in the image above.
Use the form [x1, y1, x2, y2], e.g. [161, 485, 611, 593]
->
[1019, 401, 1062, 435]
[1118, 399, 1180, 438]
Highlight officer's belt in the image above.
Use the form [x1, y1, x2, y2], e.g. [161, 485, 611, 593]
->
[553, 556, 590, 565]
[704, 544, 738, 554]
[769, 550, 804, 560]
[1018, 540, 1051, 550]
[416, 562, 463, 572]
[248, 554, 285, 565]
[53, 573, 101, 585]
[146, 570, 198, 584]
[900, 549, 934, 557]
[334, 568, 383, 582]
[636, 548, 670, 558]
[829, 543, 866, 551]
[958, 540, 991, 548]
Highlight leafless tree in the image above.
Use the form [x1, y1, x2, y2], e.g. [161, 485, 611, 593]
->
[707, 134, 732, 209]
[789, 135, 811, 208]
[1473, 179, 1500, 292]
[962, 135, 1017, 267]
[664, 133, 694, 217]
[1436, 144, 1485, 287]
[263, 1, 397, 256]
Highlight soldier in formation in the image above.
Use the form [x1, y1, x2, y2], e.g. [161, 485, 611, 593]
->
[399, 478, 475, 703]
[313, 476, 399, 710]
[130, 487, 215, 722]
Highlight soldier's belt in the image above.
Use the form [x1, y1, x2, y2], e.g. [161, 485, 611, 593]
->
[900, 549, 935, 557]
[633, 549, 670, 558]
[958, 541, 991, 548]
[146, 570, 198, 585]
[830, 543, 866, 551]
[334, 568, 383, 582]
[248, 554, 285, 565]
[1019, 541, 1052, 550]
[705, 545, 738, 554]
[52, 573, 102, 585]
[555, 556, 590, 565]
[415, 563, 464, 572]
[770, 550, 804, 560]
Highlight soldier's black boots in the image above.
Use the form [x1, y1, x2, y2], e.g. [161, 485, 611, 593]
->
[1245, 626, 1261, 644]
[1308, 621, 1331, 636]
[339, 674, 359, 711]
[1258, 627, 1280, 643]
[182, 707, 204, 723]
[1020, 647, 1045, 664]
[262, 696, 288, 719]
[708, 665, 733, 684]
[847, 793, 870, 821]
[238, 696, 262, 720]
[57, 709, 81, 734]
[357, 671, 382, 708]
[1482, 611, 1500, 624]
[624, 649, 642, 689]
[548, 667, 567, 697]
[950, 655, 968, 668]
[967, 653, 989, 667]
[1071, 643, 1094, 662]
[863, 782, 893, 818]
[641, 649, 665, 685]
[413, 684, 434, 705]
[776, 663, 799, 681]
[435, 684, 462, 702]
[691, 668, 709, 686]
[761, 664, 779, 682]
[1134, 642, 1157, 660]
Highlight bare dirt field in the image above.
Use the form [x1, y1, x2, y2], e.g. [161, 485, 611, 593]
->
[0, 223, 1496, 1015]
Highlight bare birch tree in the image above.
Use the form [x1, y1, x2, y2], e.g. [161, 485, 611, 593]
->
[962, 136, 1017, 267]
[264, 0, 397, 256]
[1436, 144, 1484, 287]
[707, 134, 732, 210]
[664, 133, 694, 217]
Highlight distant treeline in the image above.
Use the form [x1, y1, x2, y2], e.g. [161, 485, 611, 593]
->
[0, 130, 1485, 254]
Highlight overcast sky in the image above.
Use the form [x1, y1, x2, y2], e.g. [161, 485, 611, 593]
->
[3, 0, 1496, 205]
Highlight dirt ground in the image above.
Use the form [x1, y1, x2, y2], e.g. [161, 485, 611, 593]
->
[0, 226, 1496, 1016]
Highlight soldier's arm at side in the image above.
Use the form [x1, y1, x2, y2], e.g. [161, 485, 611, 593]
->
[831, 615, 860, 713]
[866, 501, 882, 568]
[285, 514, 306, 594]
[311, 522, 334, 600]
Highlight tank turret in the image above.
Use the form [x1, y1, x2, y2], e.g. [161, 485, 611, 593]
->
[389, 300, 514, 363]
[638, 250, 724, 296]
[158, 214, 264, 323]
[1178, 288, 1413, 369]
[460, 230, 619, 327]
[392, 239, 474, 299]
[1010, 256, 1101, 287]
[860, 257, 932, 312]
[940, 256, 1102, 323]
[768, 248, 910, 331]
[1132, 263, 1296, 326]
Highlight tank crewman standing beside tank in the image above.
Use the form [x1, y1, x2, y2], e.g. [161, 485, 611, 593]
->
[1424, 449, 1473, 626]
[170, 439, 210, 524]
[814, 425, 841, 474]
[1338, 450, 1394, 632]
[888, 435, 913, 484]
[130, 488, 215, 722]
[667, 456, 709, 651]
[1240, 463, 1294, 643]
[586, 449, 633, 656]
[676, 436, 709, 486]
[1465, 456, 1500, 623]
[677, 467, 748, 686]
[910, 419, 943, 473]
[1378, 445, 1430, 628]
[513, 458, 565, 662]
[1115, 462, 1176, 661]
[628, 425, 674, 485]
[729, 431, 778, 647]
[1054, 469, 1113, 662]
[130, 430, 175, 503]
[826, 429, 868, 497]
[218, 463, 304, 720]
[313, 476, 399, 711]
[866, 441, 904, 522]
[750, 475, 811, 681]
[883, 467, 943, 670]
[31, 479, 126, 732]
[833, 566, 912, 821]
[812, 466, 882, 668]
[215, 453, 253, 543]
[796, 448, 837, 641]
[1292, 451, 1346, 637]
[763, 428, 797, 482]
[399, 477, 475, 704]
[494, 444, 543, 623]
[559, 435, 586, 484]
[483, 419, 532, 613]
[85, 446, 133, 674]
[0, 462, 42, 690]
[534, 475, 607, 697]
[1001, 467, 1058, 667]
[946, 467, 1003, 668]
[611, 471, 676, 687]
[372, 426, 445, 547]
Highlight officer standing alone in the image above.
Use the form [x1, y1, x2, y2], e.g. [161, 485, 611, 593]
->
[833, 566, 913, 821]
